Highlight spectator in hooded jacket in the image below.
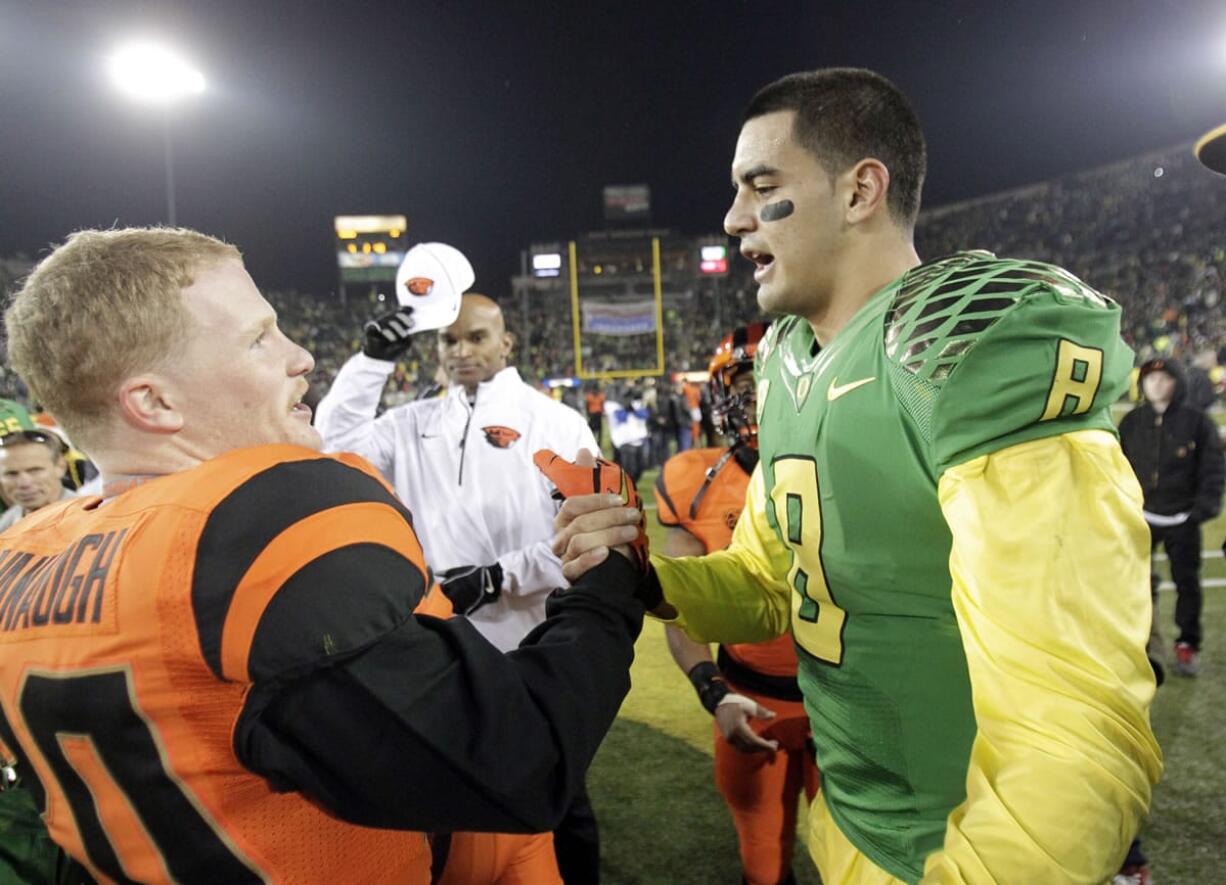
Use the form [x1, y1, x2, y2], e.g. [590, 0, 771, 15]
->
[1119, 358, 1225, 676]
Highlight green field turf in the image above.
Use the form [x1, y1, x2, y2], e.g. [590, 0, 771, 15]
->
[591, 455, 1226, 884]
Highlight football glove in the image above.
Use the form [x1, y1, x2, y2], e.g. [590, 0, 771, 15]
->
[362, 307, 416, 361]
[438, 562, 503, 616]
[533, 449, 649, 574]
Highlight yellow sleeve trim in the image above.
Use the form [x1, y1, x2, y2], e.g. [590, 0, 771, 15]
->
[650, 462, 791, 644]
[922, 430, 1162, 883]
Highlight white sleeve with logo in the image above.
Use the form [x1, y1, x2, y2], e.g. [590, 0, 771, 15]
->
[315, 353, 398, 477]
[497, 402, 599, 598]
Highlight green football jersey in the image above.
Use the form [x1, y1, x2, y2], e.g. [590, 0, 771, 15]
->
[754, 251, 1134, 881]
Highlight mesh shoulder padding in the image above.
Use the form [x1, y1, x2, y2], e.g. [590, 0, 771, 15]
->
[884, 251, 1108, 383]
[882, 251, 1111, 442]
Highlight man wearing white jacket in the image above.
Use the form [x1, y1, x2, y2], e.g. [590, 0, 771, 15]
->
[316, 289, 603, 883]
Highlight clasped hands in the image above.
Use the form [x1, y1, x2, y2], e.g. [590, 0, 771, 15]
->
[536, 448, 673, 615]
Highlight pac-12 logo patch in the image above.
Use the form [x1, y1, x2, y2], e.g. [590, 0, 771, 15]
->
[405, 276, 435, 297]
[482, 425, 521, 449]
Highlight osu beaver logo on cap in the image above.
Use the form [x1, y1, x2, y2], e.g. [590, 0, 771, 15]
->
[405, 276, 435, 297]
[482, 426, 521, 449]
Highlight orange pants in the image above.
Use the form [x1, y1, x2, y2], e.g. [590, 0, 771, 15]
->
[714, 688, 819, 885]
[434, 831, 561, 885]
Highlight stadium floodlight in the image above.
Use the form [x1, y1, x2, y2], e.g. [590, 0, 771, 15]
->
[108, 42, 205, 104]
[108, 41, 205, 226]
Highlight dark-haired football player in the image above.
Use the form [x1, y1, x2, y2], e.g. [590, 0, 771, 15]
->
[552, 68, 1160, 882]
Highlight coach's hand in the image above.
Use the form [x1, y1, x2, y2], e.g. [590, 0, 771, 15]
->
[715, 694, 779, 755]
[362, 307, 416, 361]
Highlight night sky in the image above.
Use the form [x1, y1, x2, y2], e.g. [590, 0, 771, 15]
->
[2, 0, 1224, 295]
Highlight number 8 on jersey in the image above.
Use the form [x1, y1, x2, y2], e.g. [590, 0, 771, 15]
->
[769, 456, 846, 665]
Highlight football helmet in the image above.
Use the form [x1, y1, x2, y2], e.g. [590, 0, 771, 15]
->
[708, 322, 769, 446]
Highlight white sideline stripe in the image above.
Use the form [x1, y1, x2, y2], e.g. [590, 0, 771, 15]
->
[643, 503, 656, 511]
[1159, 579, 1226, 590]
[1153, 550, 1223, 562]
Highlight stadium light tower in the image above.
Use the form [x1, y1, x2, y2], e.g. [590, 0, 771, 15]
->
[108, 41, 206, 226]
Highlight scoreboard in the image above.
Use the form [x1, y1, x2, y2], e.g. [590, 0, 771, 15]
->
[334, 215, 407, 287]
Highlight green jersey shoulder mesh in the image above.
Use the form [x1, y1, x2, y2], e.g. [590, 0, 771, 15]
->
[881, 250, 1132, 472]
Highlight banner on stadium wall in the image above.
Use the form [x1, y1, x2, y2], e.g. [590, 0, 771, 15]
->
[569, 237, 665, 380]
[581, 300, 658, 336]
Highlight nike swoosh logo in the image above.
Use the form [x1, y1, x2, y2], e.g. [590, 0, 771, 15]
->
[826, 376, 876, 401]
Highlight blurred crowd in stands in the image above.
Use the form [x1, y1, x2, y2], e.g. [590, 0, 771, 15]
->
[2, 145, 1222, 416]
[915, 147, 1224, 368]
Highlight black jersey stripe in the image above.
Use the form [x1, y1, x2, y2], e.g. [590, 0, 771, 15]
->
[193, 457, 417, 682]
[688, 448, 738, 521]
[247, 543, 426, 683]
[653, 470, 681, 527]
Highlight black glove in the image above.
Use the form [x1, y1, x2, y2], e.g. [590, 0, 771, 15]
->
[362, 307, 416, 361]
[439, 562, 503, 615]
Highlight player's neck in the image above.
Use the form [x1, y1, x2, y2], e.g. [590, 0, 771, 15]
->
[92, 434, 218, 486]
[808, 235, 920, 346]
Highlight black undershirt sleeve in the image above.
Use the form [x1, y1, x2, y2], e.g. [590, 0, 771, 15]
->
[233, 554, 643, 833]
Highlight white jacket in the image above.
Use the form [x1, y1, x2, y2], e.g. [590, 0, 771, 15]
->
[316, 356, 598, 651]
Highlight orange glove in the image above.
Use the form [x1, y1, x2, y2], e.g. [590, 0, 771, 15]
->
[533, 449, 649, 572]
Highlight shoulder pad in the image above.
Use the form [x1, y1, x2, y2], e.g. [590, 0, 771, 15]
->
[884, 252, 1111, 383]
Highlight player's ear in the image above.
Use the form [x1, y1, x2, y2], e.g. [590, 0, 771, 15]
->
[117, 375, 184, 435]
[501, 331, 514, 358]
[844, 158, 890, 225]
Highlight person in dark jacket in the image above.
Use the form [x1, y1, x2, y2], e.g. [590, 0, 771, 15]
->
[1119, 357, 1225, 676]
[1184, 351, 1217, 413]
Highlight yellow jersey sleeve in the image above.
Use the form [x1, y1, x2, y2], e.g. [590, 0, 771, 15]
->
[922, 430, 1162, 883]
[650, 462, 792, 645]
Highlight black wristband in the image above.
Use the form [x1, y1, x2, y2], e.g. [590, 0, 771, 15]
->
[687, 661, 729, 715]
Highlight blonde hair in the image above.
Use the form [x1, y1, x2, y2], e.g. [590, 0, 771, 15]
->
[4, 228, 240, 448]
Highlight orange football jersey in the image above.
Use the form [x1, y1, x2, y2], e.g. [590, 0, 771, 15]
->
[654, 447, 798, 679]
[0, 445, 429, 884]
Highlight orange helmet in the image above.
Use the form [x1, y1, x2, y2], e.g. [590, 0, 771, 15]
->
[708, 322, 769, 446]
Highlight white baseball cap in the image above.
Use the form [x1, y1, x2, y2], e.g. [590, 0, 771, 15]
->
[394, 242, 475, 332]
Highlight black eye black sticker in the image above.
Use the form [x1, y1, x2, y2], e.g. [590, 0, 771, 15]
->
[760, 200, 794, 222]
